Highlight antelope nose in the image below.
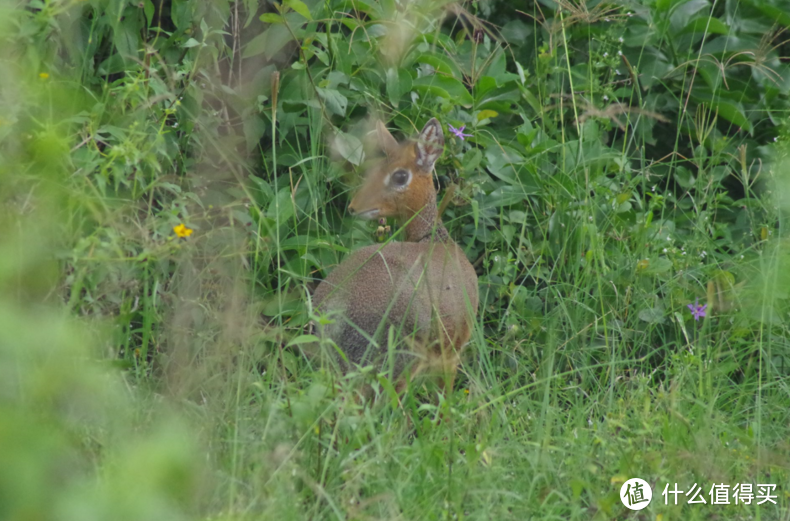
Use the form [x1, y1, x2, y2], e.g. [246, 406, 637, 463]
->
[348, 202, 357, 215]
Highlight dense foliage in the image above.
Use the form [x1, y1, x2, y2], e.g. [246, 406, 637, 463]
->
[1, 0, 789, 518]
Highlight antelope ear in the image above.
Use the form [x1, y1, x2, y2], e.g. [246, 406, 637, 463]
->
[415, 118, 444, 171]
[376, 120, 400, 157]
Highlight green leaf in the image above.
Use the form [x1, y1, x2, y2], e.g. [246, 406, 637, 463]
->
[638, 50, 673, 88]
[412, 53, 463, 80]
[690, 96, 754, 134]
[386, 67, 412, 107]
[183, 38, 201, 48]
[475, 76, 498, 98]
[680, 17, 730, 35]
[484, 146, 525, 182]
[284, 0, 313, 20]
[462, 148, 482, 171]
[481, 186, 532, 208]
[674, 167, 695, 189]
[286, 334, 319, 347]
[243, 115, 266, 153]
[638, 306, 666, 324]
[476, 109, 498, 121]
[717, 101, 753, 133]
[143, 0, 155, 27]
[378, 375, 400, 409]
[171, 0, 193, 30]
[501, 20, 533, 43]
[477, 85, 520, 111]
[316, 87, 348, 117]
[669, 0, 709, 30]
[481, 48, 510, 82]
[244, 24, 292, 58]
[700, 35, 760, 56]
[334, 131, 364, 165]
[260, 12, 284, 23]
[744, 0, 790, 29]
[413, 75, 473, 107]
[515, 61, 527, 85]
[642, 257, 673, 275]
[113, 15, 142, 64]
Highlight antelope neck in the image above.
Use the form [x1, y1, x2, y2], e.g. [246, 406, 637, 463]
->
[403, 203, 450, 243]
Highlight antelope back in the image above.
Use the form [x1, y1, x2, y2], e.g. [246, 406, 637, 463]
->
[312, 240, 478, 377]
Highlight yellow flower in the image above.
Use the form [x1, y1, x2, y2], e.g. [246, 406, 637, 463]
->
[39, 72, 49, 79]
[173, 223, 193, 238]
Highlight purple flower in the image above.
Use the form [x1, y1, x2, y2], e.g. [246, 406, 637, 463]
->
[687, 298, 707, 321]
[448, 124, 472, 141]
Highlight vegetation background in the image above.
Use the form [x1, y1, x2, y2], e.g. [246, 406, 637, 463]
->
[1, 0, 789, 519]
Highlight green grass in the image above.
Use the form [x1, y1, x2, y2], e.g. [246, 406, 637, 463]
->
[2, 0, 790, 519]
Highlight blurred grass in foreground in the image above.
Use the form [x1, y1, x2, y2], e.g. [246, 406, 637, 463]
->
[0, 202, 205, 520]
[0, 17, 204, 518]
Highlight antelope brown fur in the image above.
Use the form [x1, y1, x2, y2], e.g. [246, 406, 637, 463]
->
[312, 118, 479, 392]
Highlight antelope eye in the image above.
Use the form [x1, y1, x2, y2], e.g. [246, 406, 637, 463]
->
[390, 169, 410, 187]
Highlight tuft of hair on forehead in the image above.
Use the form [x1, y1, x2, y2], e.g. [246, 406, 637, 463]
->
[415, 118, 444, 171]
